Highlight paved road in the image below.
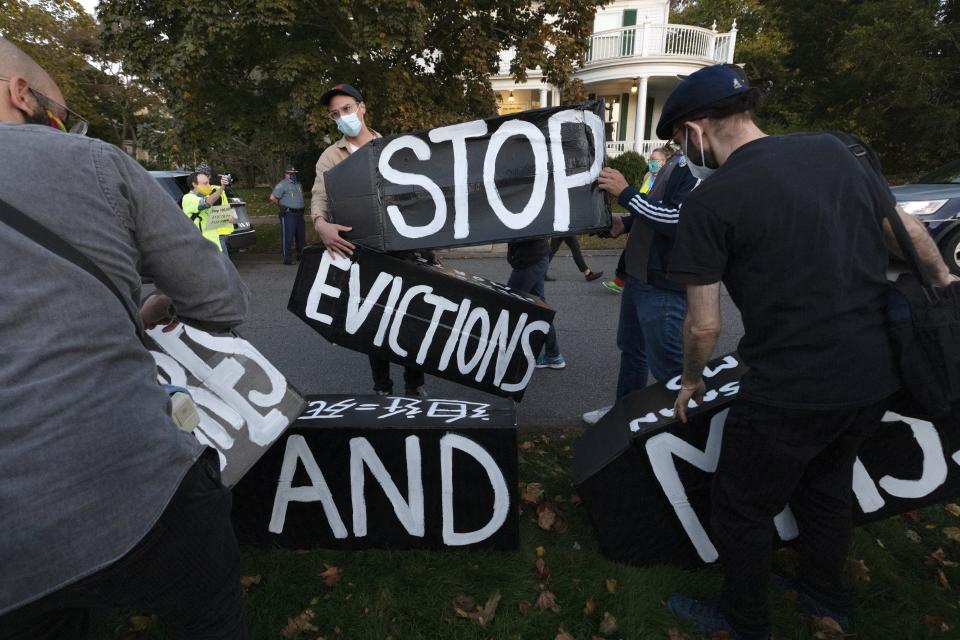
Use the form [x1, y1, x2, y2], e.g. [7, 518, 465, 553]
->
[233, 251, 744, 427]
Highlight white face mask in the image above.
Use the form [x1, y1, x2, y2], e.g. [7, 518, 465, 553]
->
[336, 112, 363, 137]
[684, 127, 716, 181]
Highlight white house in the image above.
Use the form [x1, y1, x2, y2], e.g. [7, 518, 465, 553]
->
[490, 0, 738, 158]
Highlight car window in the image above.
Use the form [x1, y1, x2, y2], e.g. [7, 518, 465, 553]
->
[916, 160, 960, 185]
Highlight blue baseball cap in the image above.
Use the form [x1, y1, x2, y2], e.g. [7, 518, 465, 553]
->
[656, 64, 750, 140]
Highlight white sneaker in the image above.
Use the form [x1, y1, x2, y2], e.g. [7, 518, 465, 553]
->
[582, 404, 613, 425]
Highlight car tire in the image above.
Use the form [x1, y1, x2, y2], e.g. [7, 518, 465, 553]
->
[939, 229, 960, 276]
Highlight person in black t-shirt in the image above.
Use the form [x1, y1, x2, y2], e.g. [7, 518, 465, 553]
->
[658, 65, 957, 640]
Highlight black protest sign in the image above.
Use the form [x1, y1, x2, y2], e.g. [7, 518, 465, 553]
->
[573, 352, 960, 568]
[231, 394, 519, 550]
[324, 101, 610, 252]
[147, 324, 307, 487]
[288, 245, 555, 400]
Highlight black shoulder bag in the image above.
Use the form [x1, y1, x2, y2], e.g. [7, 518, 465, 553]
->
[0, 197, 147, 345]
[834, 132, 960, 418]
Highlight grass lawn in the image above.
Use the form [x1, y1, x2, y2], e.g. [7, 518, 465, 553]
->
[95, 430, 960, 639]
[235, 187, 628, 255]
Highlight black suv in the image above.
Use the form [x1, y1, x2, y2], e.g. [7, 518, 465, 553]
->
[150, 171, 256, 252]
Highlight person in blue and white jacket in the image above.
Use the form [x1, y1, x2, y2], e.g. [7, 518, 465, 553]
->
[582, 152, 699, 424]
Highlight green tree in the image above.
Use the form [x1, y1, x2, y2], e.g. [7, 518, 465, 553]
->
[97, 0, 606, 183]
[671, 0, 960, 179]
[0, 0, 167, 156]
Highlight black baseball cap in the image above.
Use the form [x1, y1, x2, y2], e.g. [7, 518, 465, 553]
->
[321, 83, 363, 106]
[284, 165, 298, 173]
[656, 64, 750, 140]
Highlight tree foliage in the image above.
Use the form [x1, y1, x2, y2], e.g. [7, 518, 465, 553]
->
[96, 0, 606, 184]
[0, 0, 167, 157]
[672, 0, 960, 179]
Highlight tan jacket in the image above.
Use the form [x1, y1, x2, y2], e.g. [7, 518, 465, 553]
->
[310, 129, 382, 222]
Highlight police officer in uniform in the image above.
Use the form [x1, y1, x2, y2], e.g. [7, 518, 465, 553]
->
[271, 165, 306, 265]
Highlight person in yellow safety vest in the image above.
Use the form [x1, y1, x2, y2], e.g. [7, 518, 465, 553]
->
[181, 171, 235, 253]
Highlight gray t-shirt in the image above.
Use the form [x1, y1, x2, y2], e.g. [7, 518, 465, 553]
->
[272, 178, 305, 209]
[0, 123, 249, 614]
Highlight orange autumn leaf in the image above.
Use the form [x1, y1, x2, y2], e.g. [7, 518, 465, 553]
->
[535, 556, 551, 579]
[583, 597, 596, 616]
[605, 578, 618, 594]
[280, 608, 318, 638]
[320, 564, 342, 587]
[536, 589, 562, 613]
[523, 482, 546, 504]
[537, 502, 559, 530]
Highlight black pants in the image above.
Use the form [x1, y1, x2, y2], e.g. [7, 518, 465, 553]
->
[369, 355, 425, 394]
[548, 235, 588, 273]
[0, 451, 247, 640]
[713, 398, 888, 639]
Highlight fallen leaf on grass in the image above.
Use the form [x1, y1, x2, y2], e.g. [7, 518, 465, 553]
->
[536, 589, 561, 613]
[583, 597, 596, 616]
[240, 575, 261, 589]
[925, 615, 953, 633]
[517, 600, 532, 614]
[946, 503, 960, 518]
[535, 556, 551, 579]
[944, 527, 960, 543]
[537, 502, 563, 531]
[320, 564, 342, 587]
[555, 628, 575, 640]
[520, 441, 535, 450]
[522, 482, 545, 504]
[938, 569, 952, 590]
[902, 510, 922, 524]
[906, 528, 922, 543]
[606, 578, 618, 594]
[667, 629, 690, 640]
[280, 609, 318, 638]
[803, 614, 845, 640]
[570, 493, 582, 506]
[599, 611, 619, 635]
[926, 548, 959, 568]
[125, 615, 157, 632]
[453, 592, 502, 627]
[536, 545, 546, 557]
[846, 558, 870, 582]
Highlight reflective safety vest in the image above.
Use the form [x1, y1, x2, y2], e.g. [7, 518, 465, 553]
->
[181, 189, 234, 251]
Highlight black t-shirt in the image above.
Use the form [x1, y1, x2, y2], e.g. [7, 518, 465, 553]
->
[507, 238, 550, 270]
[668, 133, 900, 409]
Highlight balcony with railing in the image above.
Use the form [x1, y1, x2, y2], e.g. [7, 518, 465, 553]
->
[586, 21, 737, 66]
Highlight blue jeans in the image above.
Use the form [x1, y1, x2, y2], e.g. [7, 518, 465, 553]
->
[507, 256, 560, 358]
[616, 276, 685, 399]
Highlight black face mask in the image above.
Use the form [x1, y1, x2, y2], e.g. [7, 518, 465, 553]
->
[21, 103, 50, 127]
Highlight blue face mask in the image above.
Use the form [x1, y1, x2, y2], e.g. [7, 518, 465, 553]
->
[336, 112, 363, 137]
[288, 174, 298, 183]
[647, 159, 661, 174]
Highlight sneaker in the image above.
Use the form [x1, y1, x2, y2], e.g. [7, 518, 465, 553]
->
[404, 386, 428, 399]
[375, 389, 391, 396]
[535, 353, 566, 369]
[544, 273, 556, 282]
[584, 270, 604, 282]
[582, 405, 612, 425]
[667, 594, 756, 640]
[602, 280, 623, 294]
[770, 574, 850, 632]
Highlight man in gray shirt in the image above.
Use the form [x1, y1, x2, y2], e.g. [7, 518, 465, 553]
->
[270, 164, 306, 265]
[0, 39, 249, 638]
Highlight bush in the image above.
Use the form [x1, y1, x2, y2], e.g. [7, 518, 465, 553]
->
[605, 151, 648, 188]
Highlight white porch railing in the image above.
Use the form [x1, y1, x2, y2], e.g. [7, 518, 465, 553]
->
[586, 22, 737, 65]
[605, 140, 667, 158]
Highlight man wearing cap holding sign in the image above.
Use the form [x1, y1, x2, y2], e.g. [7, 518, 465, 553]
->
[310, 83, 429, 397]
[271, 165, 306, 265]
[181, 171, 235, 253]
[660, 64, 955, 639]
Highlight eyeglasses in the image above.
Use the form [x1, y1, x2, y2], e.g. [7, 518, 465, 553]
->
[328, 101, 358, 121]
[0, 76, 89, 136]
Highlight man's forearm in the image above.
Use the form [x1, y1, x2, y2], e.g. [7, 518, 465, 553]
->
[885, 209, 952, 286]
[681, 319, 720, 385]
